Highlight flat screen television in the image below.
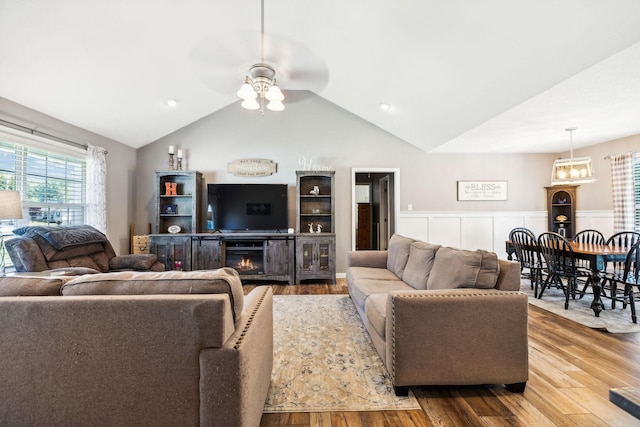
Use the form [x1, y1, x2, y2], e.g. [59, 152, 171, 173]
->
[207, 184, 288, 232]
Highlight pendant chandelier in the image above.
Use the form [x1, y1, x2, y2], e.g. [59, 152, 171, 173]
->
[550, 127, 596, 185]
[236, 0, 284, 114]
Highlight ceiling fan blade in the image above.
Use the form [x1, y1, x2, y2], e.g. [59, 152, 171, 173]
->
[188, 31, 329, 96]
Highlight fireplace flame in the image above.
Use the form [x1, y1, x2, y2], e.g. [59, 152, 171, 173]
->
[236, 257, 255, 271]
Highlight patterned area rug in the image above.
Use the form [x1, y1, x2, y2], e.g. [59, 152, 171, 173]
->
[263, 295, 421, 413]
[521, 279, 640, 333]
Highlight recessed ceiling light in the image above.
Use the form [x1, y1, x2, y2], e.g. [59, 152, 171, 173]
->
[167, 99, 178, 107]
[380, 103, 391, 111]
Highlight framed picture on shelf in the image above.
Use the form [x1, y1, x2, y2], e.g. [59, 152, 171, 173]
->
[162, 204, 178, 215]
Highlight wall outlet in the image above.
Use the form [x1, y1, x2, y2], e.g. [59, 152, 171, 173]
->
[408, 203, 413, 211]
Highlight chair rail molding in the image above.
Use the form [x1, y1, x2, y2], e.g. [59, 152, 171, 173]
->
[397, 210, 614, 259]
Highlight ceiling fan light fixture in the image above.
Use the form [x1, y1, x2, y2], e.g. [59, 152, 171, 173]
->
[236, 0, 285, 115]
[267, 100, 285, 111]
[241, 98, 260, 110]
[265, 84, 284, 102]
[237, 65, 284, 113]
[237, 80, 257, 100]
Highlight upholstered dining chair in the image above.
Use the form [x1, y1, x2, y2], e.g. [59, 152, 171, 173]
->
[603, 231, 640, 308]
[509, 227, 543, 296]
[608, 239, 640, 323]
[537, 232, 593, 309]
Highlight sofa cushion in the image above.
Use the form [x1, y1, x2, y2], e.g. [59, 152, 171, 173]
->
[33, 235, 105, 262]
[386, 234, 415, 278]
[349, 278, 413, 311]
[0, 276, 73, 296]
[365, 293, 388, 340]
[402, 241, 441, 290]
[62, 268, 244, 321]
[426, 247, 500, 290]
[47, 252, 111, 273]
[346, 266, 402, 284]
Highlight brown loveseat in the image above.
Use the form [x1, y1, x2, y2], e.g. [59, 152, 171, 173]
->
[347, 234, 529, 395]
[5, 225, 165, 273]
[0, 268, 273, 427]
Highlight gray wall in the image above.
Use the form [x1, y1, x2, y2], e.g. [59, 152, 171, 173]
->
[136, 91, 558, 273]
[568, 133, 640, 210]
[0, 97, 138, 255]
[4, 92, 630, 272]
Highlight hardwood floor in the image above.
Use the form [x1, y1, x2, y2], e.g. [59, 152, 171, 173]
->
[244, 280, 640, 426]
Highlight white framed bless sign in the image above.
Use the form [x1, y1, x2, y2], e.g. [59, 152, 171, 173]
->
[457, 181, 507, 201]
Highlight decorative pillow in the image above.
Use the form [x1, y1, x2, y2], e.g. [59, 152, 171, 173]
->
[12, 225, 59, 237]
[13, 225, 107, 249]
[386, 234, 415, 278]
[426, 247, 500, 290]
[402, 241, 441, 290]
[37, 225, 107, 250]
[475, 250, 501, 288]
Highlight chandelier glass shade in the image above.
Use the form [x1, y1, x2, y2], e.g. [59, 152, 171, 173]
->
[550, 127, 596, 185]
[237, 64, 285, 113]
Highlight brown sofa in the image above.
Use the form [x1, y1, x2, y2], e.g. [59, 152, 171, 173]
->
[0, 268, 272, 427]
[347, 234, 529, 395]
[5, 225, 164, 273]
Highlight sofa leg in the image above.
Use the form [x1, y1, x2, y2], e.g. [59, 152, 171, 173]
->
[505, 382, 527, 393]
[394, 386, 409, 396]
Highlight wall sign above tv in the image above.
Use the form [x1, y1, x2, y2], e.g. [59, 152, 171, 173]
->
[227, 158, 277, 177]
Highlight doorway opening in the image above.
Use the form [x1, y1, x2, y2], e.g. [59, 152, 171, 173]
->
[351, 168, 400, 251]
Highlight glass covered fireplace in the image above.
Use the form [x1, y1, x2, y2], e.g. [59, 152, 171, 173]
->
[225, 240, 264, 275]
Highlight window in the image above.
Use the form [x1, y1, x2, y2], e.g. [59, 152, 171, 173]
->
[0, 139, 86, 231]
[634, 155, 640, 232]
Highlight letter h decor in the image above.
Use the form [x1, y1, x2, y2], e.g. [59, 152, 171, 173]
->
[165, 182, 177, 196]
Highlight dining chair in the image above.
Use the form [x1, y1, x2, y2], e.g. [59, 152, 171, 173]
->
[509, 227, 544, 296]
[573, 229, 605, 245]
[537, 232, 593, 309]
[608, 240, 640, 323]
[603, 231, 640, 308]
[572, 229, 606, 296]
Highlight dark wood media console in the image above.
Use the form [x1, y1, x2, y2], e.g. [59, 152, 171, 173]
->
[149, 232, 335, 285]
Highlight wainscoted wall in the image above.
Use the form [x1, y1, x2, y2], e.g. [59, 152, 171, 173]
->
[396, 210, 614, 259]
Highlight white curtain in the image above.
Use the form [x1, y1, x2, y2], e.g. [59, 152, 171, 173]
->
[610, 152, 635, 233]
[86, 144, 108, 233]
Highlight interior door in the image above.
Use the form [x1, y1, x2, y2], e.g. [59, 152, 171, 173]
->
[379, 176, 390, 250]
[351, 168, 400, 251]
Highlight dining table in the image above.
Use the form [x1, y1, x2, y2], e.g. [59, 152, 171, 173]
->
[505, 240, 630, 317]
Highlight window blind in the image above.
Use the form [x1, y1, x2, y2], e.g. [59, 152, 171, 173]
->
[0, 139, 86, 228]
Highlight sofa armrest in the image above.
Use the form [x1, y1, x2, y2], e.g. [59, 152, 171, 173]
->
[199, 286, 273, 427]
[109, 254, 160, 271]
[385, 289, 528, 387]
[347, 250, 388, 268]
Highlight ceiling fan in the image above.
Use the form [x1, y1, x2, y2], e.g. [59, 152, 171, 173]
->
[188, 0, 329, 105]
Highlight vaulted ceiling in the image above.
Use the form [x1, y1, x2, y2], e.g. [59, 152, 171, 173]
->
[1, 0, 640, 153]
